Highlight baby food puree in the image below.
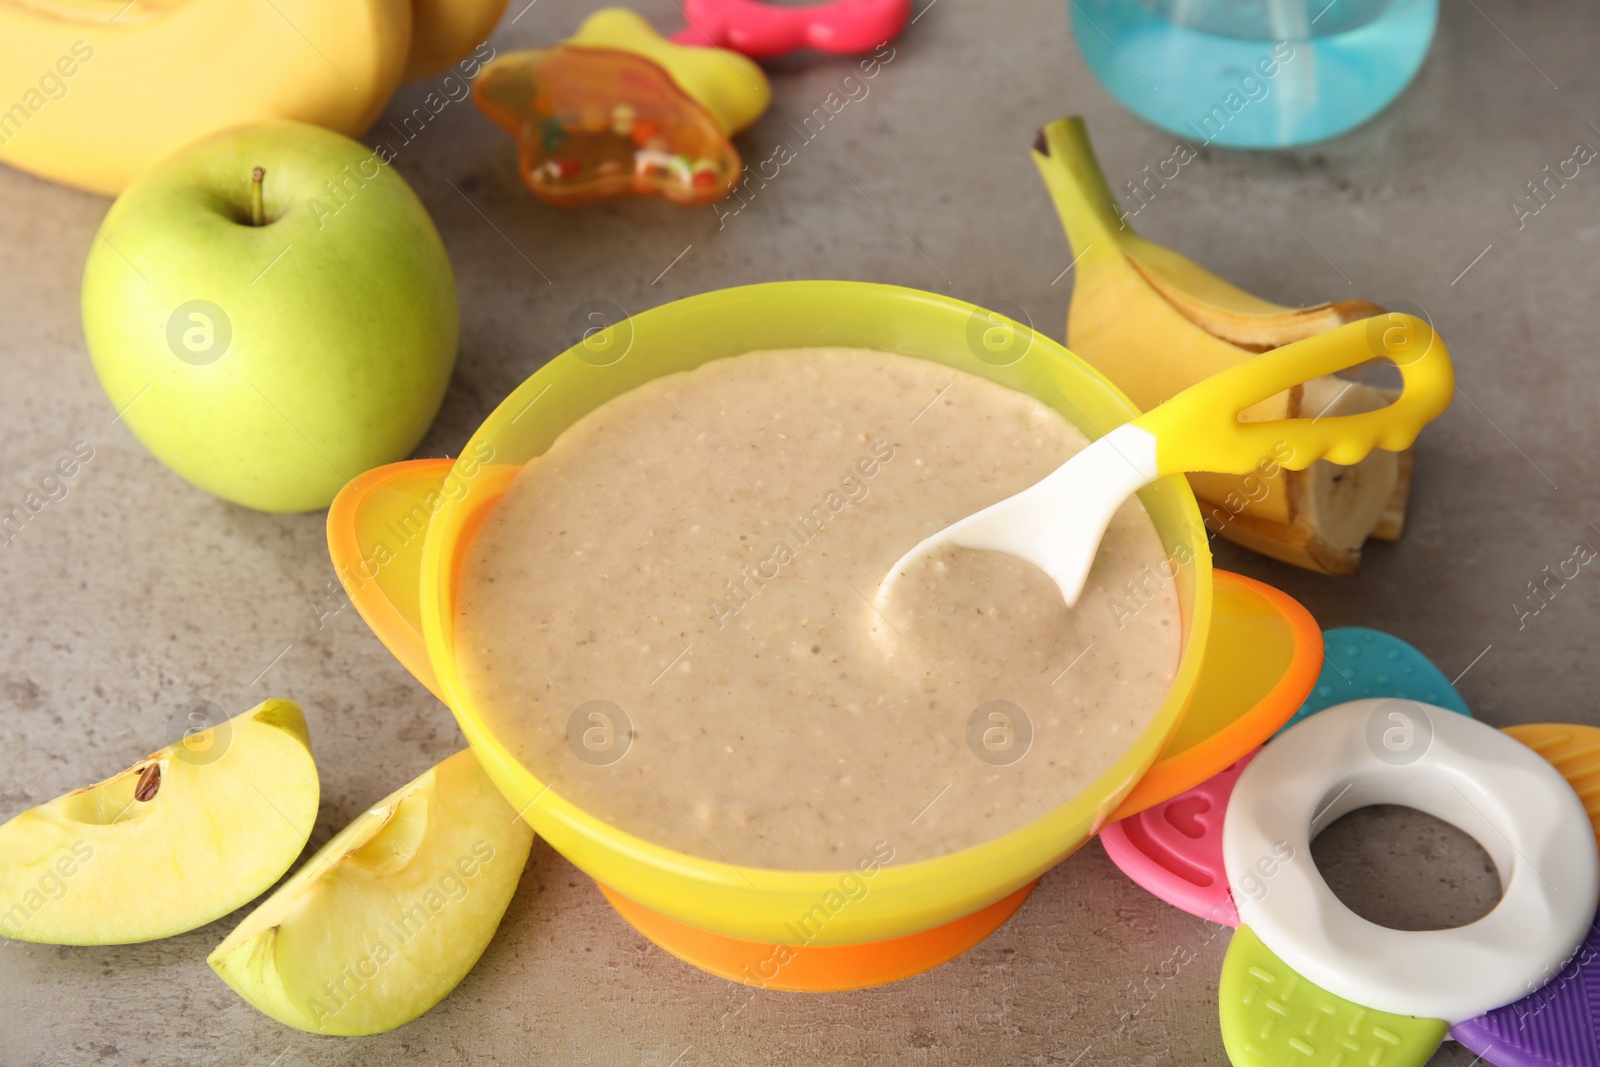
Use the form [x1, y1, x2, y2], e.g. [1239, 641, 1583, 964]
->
[456, 348, 1179, 870]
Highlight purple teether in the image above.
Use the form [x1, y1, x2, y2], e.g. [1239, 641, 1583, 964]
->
[1451, 910, 1600, 1067]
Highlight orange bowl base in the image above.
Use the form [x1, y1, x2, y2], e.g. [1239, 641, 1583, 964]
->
[599, 880, 1040, 992]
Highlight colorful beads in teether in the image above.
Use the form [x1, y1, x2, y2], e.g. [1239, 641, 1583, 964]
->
[473, 9, 770, 206]
[670, 0, 912, 59]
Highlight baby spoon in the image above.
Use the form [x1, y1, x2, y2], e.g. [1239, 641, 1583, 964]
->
[878, 313, 1454, 609]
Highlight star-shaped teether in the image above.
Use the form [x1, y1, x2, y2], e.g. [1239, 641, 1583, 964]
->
[473, 8, 771, 206]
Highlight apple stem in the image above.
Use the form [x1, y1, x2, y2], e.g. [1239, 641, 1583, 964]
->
[250, 167, 265, 227]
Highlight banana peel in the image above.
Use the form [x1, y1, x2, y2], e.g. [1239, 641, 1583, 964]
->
[1033, 117, 1415, 576]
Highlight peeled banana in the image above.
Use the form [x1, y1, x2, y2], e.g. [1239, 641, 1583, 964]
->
[1033, 117, 1415, 576]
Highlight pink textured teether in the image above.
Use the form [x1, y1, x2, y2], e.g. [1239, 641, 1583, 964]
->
[671, 0, 912, 59]
[1100, 751, 1258, 926]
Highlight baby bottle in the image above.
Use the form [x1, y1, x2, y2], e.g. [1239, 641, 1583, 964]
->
[1070, 0, 1437, 147]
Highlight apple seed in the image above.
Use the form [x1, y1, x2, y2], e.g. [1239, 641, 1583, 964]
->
[134, 763, 161, 803]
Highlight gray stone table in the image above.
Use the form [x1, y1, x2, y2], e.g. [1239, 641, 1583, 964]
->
[0, 0, 1594, 1063]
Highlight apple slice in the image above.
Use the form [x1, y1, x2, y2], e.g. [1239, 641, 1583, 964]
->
[0, 699, 319, 945]
[208, 748, 534, 1036]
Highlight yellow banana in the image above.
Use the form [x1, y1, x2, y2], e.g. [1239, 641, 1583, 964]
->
[406, 0, 508, 81]
[1033, 117, 1415, 576]
[0, 0, 412, 196]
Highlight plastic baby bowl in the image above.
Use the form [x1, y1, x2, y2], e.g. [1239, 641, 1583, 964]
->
[329, 282, 1330, 990]
[879, 316, 1453, 610]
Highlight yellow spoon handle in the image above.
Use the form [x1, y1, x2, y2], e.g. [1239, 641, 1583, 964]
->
[1134, 313, 1454, 476]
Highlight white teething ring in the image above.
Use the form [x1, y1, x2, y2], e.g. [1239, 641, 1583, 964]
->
[1223, 698, 1600, 1023]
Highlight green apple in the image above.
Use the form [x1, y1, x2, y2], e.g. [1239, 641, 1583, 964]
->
[82, 120, 458, 513]
[0, 699, 318, 945]
[208, 748, 534, 1035]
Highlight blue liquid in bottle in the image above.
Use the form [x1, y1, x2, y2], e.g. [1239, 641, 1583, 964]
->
[1070, 0, 1437, 148]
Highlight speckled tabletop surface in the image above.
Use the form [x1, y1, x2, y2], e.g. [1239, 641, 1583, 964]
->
[1, 1, 1596, 1063]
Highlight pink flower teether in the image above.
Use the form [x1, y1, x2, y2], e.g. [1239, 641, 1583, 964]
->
[1099, 751, 1257, 927]
[671, 0, 912, 59]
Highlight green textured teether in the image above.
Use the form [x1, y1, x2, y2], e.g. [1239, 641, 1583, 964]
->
[1219, 926, 1447, 1066]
